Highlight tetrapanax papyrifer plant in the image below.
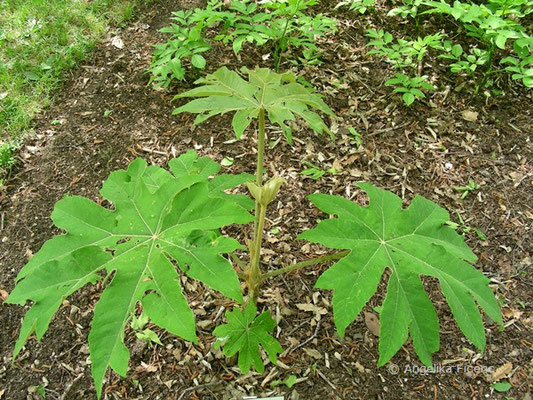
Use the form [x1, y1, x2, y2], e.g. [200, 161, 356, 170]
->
[173, 66, 501, 367]
[9, 66, 502, 399]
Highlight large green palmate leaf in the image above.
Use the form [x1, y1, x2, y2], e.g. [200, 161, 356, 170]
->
[298, 183, 502, 366]
[213, 302, 282, 373]
[7, 150, 254, 398]
[172, 66, 335, 144]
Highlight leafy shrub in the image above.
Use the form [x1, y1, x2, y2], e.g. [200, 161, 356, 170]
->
[423, 0, 533, 91]
[436, 41, 493, 75]
[500, 55, 533, 87]
[365, 30, 441, 104]
[366, 30, 444, 70]
[388, 0, 425, 18]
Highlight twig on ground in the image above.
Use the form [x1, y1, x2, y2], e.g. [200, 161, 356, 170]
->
[177, 381, 223, 400]
[59, 374, 84, 400]
[289, 319, 321, 354]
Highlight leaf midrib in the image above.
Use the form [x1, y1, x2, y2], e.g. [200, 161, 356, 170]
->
[211, 77, 259, 109]
[381, 244, 434, 360]
[385, 242, 479, 300]
[97, 239, 157, 379]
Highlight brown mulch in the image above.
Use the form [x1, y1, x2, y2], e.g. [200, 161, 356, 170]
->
[0, 0, 531, 399]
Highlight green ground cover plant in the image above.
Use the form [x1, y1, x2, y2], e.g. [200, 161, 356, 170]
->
[0, 0, 148, 170]
[384, 0, 533, 94]
[385, 72, 436, 105]
[335, 0, 376, 14]
[9, 66, 502, 398]
[422, 0, 533, 92]
[365, 29, 440, 105]
[148, 0, 337, 87]
[359, 0, 533, 105]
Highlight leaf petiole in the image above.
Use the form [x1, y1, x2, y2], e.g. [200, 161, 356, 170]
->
[260, 250, 350, 282]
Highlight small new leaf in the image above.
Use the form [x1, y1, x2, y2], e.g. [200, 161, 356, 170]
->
[298, 183, 502, 367]
[8, 151, 253, 398]
[173, 67, 335, 144]
[213, 302, 282, 373]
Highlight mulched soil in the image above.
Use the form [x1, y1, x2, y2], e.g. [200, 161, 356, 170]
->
[0, 0, 532, 399]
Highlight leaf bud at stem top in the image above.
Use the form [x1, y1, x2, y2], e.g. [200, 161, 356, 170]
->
[246, 177, 285, 207]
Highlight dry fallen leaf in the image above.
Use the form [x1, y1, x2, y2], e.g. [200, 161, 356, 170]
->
[491, 362, 513, 382]
[111, 36, 124, 49]
[364, 312, 380, 337]
[0, 289, 8, 301]
[354, 361, 365, 373]
[502, 308, 523, 320]
[332, 158, 342, 171]
[296, 303, 327, 320]
[304, 348, 323, 359]
[136, 361, 158, 373]
[461, 110, 478, 122]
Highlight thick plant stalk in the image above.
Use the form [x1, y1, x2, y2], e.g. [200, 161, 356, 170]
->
[256, 108, 266, 186]
[244, 106, 343, 302]
[253, 108, 266, 235]
[247, 108, 267, 303]
[247, 204, 267, 303]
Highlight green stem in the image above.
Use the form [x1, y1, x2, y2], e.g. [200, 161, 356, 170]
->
[273, 0, 301, 72]
[256, 108, 266, 186]
[246, 108, 267, 304]
[260, 250, 349, 282]
[253, 108, 266, 235]
[253, 206, 267, 271]
[475, 43, 495, 95]
[247, 204, 267, 304]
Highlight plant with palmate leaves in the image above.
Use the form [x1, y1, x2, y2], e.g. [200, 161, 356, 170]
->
[9, 66, 502, 399]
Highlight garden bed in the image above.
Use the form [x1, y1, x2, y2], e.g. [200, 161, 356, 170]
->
[0, 0, 531, 399]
